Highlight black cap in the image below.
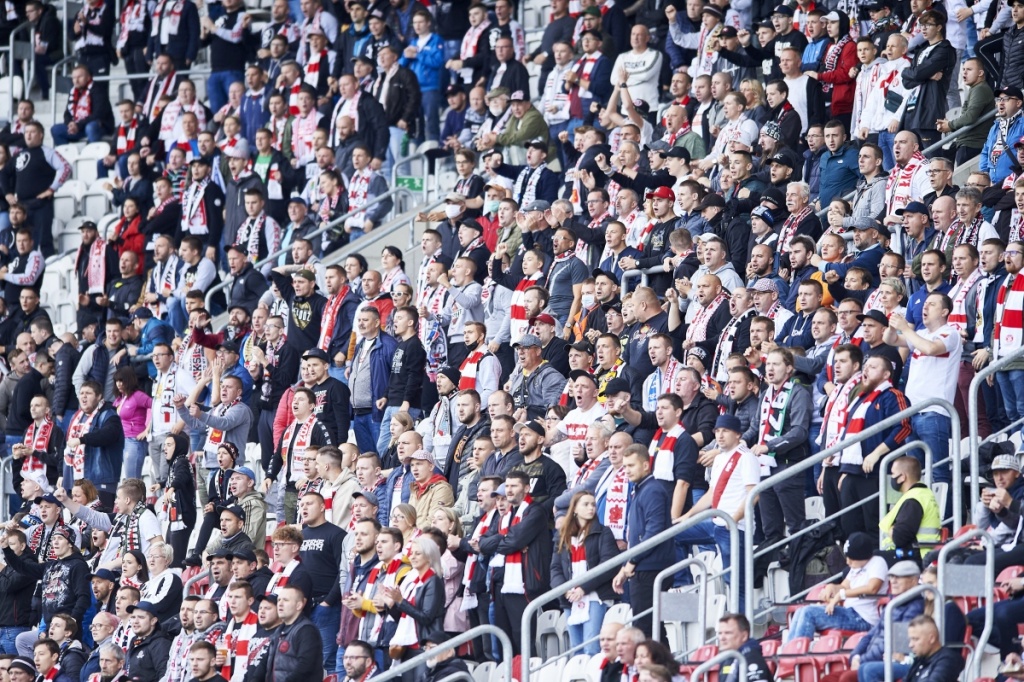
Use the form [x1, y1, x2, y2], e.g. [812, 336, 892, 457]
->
[254, 593, 279, 606]
[568, 340, 595, 355]
[769, 152, 797, 169]
[857, 309, 889, 327]
[720, 25, 738, 38]
[437, 365, 461, 385]
[602, 301, 622, 314]
[999, 85, 1024, 100]
[844, 532, 874, 561]
[34, 493, 63, 507]
[662, 146, 691, 162]
[697, 193, 726, 210]
[218, 339, 240, 354]
[513, 419, 547, 437]
[568, 369, 599, 386]
[601, 377, 632, 397]
[191, 155, 213, 167]
[422, 632, 452, 646]
[525, 137, 549, 151]
[445, 83, 465, 96]
[761, 187, 785, 207]
[209, 547, 234, 559]
[592, 267, 619, 282]
[219, 504, 246, 521]
[351, 55, 376, 66]
[302, 348, 330, 362]
[771, 3, 794, 15]
[228, 547, 258, 563]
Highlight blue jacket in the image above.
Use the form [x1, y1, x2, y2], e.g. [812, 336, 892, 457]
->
[238, 91, 270, 147]
[822, 242, 885, 287]
[399, 33, 445, 92]
[802, 36, 830, 71]
[379, 463, 413, 526]
[980, 114, 1024, 186]
[626, 475, 674, 572]
[352, 332, 399, 420]
[137, 318, 175, 378]
[223, 358, 255, 404]
[818, 142, 861, 205]
[853, 596, 925, 663]
[63, 403, 124, 487]
[146, 0, 200, 68]
[837, 387, 913, 476]
[906, 281, 952, 330]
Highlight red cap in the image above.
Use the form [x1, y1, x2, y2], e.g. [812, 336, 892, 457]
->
[646, 186, 676, 201]
[529, 313, 558, 327]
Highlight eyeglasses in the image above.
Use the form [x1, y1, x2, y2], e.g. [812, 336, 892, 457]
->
[925, 169, 949, 176]
[997, 97, 1020, 103]
[1007, 250, 1023, 257]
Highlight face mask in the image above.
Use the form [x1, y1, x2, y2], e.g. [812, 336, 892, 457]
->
[444, 204, 462, 219]
[890, 475, 902, 492]
[489, 104, 504, 116]
[484, 199, 500, 214]
[581, 294, 596, 309]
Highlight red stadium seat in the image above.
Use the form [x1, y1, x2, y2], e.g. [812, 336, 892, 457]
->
[792, 633, 842, 681]
[678, 644, 718, 679]
[773, 637, 811, 681]
[760, 639, 780, 674]
[997, 565, 1024, 583]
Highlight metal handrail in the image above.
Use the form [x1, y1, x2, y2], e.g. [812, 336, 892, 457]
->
[203, 186, 414, 309]
[937, 527, 994, 681]
[743, 397, 961, 621]
[390, 150, 431, 203]
[968, 344, 1024, 518]
[6, 20, 33, 119]
[881, 584, 943, 682]
[183, 566, 211, 593]
[652, 557, 708, 644]
[372, 625, 514, 682]
[520, 508, 739, 682]
[877, 442, 935, 546]
[689, 650, 747, 682]
[0, 455, 11, 523]
[49, 55, 77, 129]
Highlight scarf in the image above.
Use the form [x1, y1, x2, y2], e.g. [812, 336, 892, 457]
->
[117, 0, 146, 48]
[116, 117, 140, 156]
[151, 0, 184, 43]
[392, 567, 435, 649]
[202, 397, 241, 461]
[305, 49, 327, 88]
[318, 286, 350, 351]
[21, 418, 54, 478]
[993, 110, 1023, 168]
[885, 152, 926, 215]
[712, 308, 755, 382]
[645, 358, 680, 410]
[288, 83, 300, 116]
[266, 558, 301, 595]
[29, 521, 65, 562]
[459, 346, 490, 391]
[175, 329, 208, 382]
[461, 19, 491, 58]
[648, 424, 685, 482]
[461, 508, 497, 610]
[686, 291, 729, 343]
[281, 415, 318, 483]
[941, 215, 984, 252]
[514, 165, 544, 207]
[757, 380, 795, 469]
[221, 611, 259, 680]
[820, 370, 862, 458]
[237, 213, 267, 264]
[66, 83, 93, 122]
[65, 405, 101, 478]
[509, 272, 542, 344]
[500, 497, 532, 594]
[566, 534, 600, 625]
[949, 268, 983, 332]
[332, 94, 360, 144]
[778, 204, 813, 254]
[994, 273, 1024, 359]
[821, 35, 851, 93]
[108, 499, 148, 557]
[348, 168, 372, 213]
[711, 447, 747, 509]
[76, 239, 108, 294]
[1012, 208, 1024, 243]
[182, 177, 210, 236]
[291, 110, 319, 160]
[598, 465, 628, 539]
[142, 72, 177, 120]
[838, 381, 891, 466]
[360, 558, 404, 643]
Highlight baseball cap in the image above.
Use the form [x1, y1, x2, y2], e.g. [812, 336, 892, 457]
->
[769, 152, 796, 169]
[720, 26, 738, 37]
[293, 269, 316, 281]
[219, 504, 246, 521]
[889, 560, 922, 577]
[568, 369, 599, 386]
[445, 191, 468, 203]
[513, 334, 543, 349]
[823, 10, 842, 21]
[21, 469, 51, 492]
[78, 221, 98, 231]
[34, 493, 63, 507]
[190, 156, 212, 167]
[697, 193, 726, 211]
[529, 313, 557, 327]
[509, 90, 527, 102]
[126, 601, 160, 615]
[227, 466, 257, 482]
[632, 99, 651, 116]
[302, 348, 330, 362]
[445, 83, 465, 96]
[998, 86, 1024, 100]
[592, 268, 618, 282]
[131, 307, 154, 320]
[772, 4, 794, 15]
[601, 377, 631, 397]
[217, 339, 240, 354]
[568, 340, 595, 355]
[91, 568, 119, 582]
[288, 196, 308, 206]
[662, 147, 691, 162]
[353, 490, 381, 507]
[523, 200, 551, 212]
[896, 201, 930, 217]
[646, 186, 676, 201]
[992, 454, 1022, 472]
[750, 278, 778, 294]
[525, 137, 549, 151]
[751, 206, 775, 227]
[228, 548, 258, 563]
[857, 309, 889, 327]
[581, 6, 601, 16]
[843, 532, 874, 561]
[513, 419, 547, 436]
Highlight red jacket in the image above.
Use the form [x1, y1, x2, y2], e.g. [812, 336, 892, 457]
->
[817, 40, 858, 116]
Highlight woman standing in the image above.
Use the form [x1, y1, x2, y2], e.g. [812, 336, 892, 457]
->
[383, 536, 445, 682]
[391, 504, 422, 559]
[114, 367, 152, 480]
[550, 491, 621, 655]
[429, 509, 469, 636]
[160, 433, 196, 568]
[380, 246, 412, 294]
[381, 412, 416, 471]
[142, 543, 183, 622]
[807, 10, 858, 132]
[120, 548, 150, 589]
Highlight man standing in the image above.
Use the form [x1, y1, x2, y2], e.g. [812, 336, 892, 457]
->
[7, 122, 71, 258]
[63, 382, 124, 507]
[347, 308, 397, 454]
[267, 586, 324, 681]
[298, 493, 345, 674]
[125, 602, 173, 682]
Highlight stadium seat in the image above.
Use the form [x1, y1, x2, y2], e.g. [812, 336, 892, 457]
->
[55, 181, 85, 223]
[0, 75, 23, 119]
[473, 661, 495, 682]
[536, 610, 562, 659]
[75, 143, 110, 185]
[760, 639, 780, 675]
[794, 631, 842, 679]
[97, 212, 119, 239]
[557, 611, 570, 654]
[997, 565, 1024, 583]
[534, 658, 564, 682]
[805, 497, 825, 522]
[771, 636, 810, 681]
[564, 655, 591, 682]
[82, 179, 112, 219]
[603, 603, 632, 625]
[678, 644, 717, 679]
[54, 144, 81, 167]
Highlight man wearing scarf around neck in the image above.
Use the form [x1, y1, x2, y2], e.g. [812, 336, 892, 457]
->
[57, 479, 161, 571]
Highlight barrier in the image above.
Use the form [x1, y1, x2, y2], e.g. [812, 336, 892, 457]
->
[937, 527, 995, 681]
[372, 625, 514, 682]
[689, 650, 747, 682]
[519, 509, 739, 682]
[743, 397, 961, 622]
[881, 583, 944, 682]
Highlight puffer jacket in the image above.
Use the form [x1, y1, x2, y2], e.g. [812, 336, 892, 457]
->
[0, 556, 36, 626]
[267, 615, 324, 682]
[126, 627, 173, 682]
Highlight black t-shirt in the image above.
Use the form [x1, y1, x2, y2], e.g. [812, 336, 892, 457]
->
[865, 342, 905, 382]
[299, 522, 347, 605]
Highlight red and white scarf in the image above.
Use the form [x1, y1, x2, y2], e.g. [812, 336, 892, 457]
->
[237, 213, 267, 264]
[1011, 208, 1024, 243]
[461, 20, 490, 58]
[885, 152, 926, 215]
[117, 0, 145, 48]
[20, 418, 54, 478]
[116, 116, 140, 156]
[461, 507, 497, 610]
[648, 424, 685, 482]
[392, 567, 435, 649]
[266, 558, 301, 595]
[941, 216, 984, 252]
[509, 272, 542, 343]
[305, 49, 328, 88]
[288, 83, 301, 116]
[686, 291, 729, 344]
[838, 381, 891, 466]
[142, 72, 177, 121]
[151, 0, 185, 42]
[712, 308, 755, 382]
[820, 371, 862, 457]
[221, 610, 259, 681]
[573, 455, 605, 488]
[778, 204, 813, 254]
[821, 35, 851, 93]
[994, 273, 1024, 359]
[65, 406, 100, 479]
[348, 169, 372, 213]
[567, 534, 599, 624]
[317, 286, 350, 351]
[949, 268, 983, 332]
[360, 557, 404, 643]
[281, 414, 318, 483]
[645, 358, 680, 409]
[182, 177, 211, 236]
[500, 497, 532, 594]
[459, 346, 490, 391]
[600, 465, 628, 539]
[291, 110, 319, 160]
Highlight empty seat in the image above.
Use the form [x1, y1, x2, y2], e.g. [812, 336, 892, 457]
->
[54, 181, 85, 223]
[805, 496, 825, 522]
[473, 662, 495, 682]
[535, 610, 562, 660]
[54, 144, 80, 166]
[564, 655, 591, 682]
[603, 603, 632, 625]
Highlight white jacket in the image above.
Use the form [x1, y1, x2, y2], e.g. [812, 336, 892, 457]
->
[856, 57, 913, 135]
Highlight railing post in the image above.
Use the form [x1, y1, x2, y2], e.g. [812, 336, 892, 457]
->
[0, 455, 10, 522]
[7, 20, 32, 118]
[370, 625, 513, 682]
[689, 650, 747, 682]
[882, 584, 943, 682]
[937, 528, 994, 680]
[652, 558, 707, 644]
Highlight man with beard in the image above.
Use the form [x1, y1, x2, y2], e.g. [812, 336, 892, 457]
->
[225, 248, 269, 314]
[124, 601, 173, 682]
[882, 131, 931, 232]
[503, 419, 567, 508]
[187, 642, 227, 682]
[270, 269, 327, 356]
[74, 221, 119, 331]
[709, 288, 755, 384]
[163, 598, 200, 682]
[622, 287, 669, 379]
[673, 274, 731, 354]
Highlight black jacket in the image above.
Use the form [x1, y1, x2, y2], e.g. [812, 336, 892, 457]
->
[3, 547, 91, 624]
[63, 83, 114, 134]
[549, 522, 620, 607]
[267, 616, 324, 682]
[386, 572, 445, 641]
[126, 627, 174, 682]
[478, 499, 553, 598]
[904, 645, 964, 682]
[0, 555, 36, 626]
[370, 66, 421, 137]
[901, 39, 957, 133]
[426, 658, 471, 682]
[228, 263, 269, 313]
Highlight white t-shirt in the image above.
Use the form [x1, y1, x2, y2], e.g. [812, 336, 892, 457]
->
[557, 402, 608, 479]
[905, 324, 962, 413]
[846, 555, 890, 625]
[709, 446, 761, 531]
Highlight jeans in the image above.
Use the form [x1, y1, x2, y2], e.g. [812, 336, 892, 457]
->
[96, 154, 130, 181]
[353, 412, 381, 455]
[997, 370, 1024, 448]
[674, 519, 746, 600]
[858, 661, 911, 682]
[51, 120, 104, 146]
[878, 129, 897, 172]
[566, 601, 608, 656]
[375, 406, 423, 455]
[123, 437, 148, 480]
[207, 70, 245, 115]
[311, 603, 340, 673]
[421, 88, 442, 142]
[167, 296, 188, 337]
[384, 125, 406, 180]
[786, 604, 871, 642]
[911, 411, 951, 486]
[0, 627, 27, 654]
